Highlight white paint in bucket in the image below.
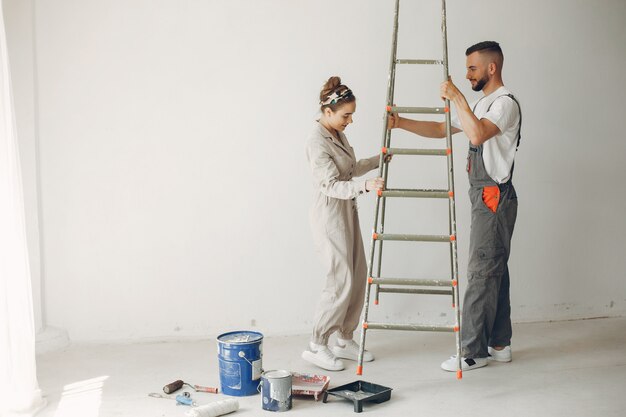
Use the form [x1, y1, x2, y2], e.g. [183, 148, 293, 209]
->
[260, 370, 292, 412]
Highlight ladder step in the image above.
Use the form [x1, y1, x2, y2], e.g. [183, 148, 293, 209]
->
[379, 188, 451, 199]
[378, 288, 453, 296]
[373, 233, 455, 242]
[396, 59, 443, 65]
[386, 106, 448, 114]
[383, 147, 450, 156]
[370, 277, 453, 287]
[365, 322, 455, 332]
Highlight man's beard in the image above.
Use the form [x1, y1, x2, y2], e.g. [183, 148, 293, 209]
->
[472, 74, 489, 91]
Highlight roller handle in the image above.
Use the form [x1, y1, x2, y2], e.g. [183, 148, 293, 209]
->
[193, 385, 219, 393]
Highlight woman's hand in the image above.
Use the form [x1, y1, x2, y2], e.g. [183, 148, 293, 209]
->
[366, 177, 384, 192]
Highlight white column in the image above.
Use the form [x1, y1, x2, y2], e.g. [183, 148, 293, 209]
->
[3, 0, 68, 354]
[0, 0, 48, 414]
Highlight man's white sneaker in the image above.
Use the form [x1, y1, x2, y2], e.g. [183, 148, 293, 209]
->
[302, 344, 345, 371]
[488, 346, 512, 362]
[331, 339, 374, 362]
[441, 355, 487, 372]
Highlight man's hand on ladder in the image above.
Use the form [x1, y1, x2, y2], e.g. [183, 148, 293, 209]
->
[440, 76, 461, 102]
[387, 105, 400, 130]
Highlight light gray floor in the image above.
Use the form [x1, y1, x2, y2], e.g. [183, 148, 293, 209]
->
[36, 317, 626, 417]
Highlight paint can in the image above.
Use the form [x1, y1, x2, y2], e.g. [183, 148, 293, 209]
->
[217, 331, 263, 396]
[260, 370, 292, 412]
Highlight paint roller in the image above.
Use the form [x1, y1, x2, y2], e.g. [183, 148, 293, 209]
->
[163, 379, 218, 394]
[186, 399, 239, 417]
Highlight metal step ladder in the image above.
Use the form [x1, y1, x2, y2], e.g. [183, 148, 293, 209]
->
[357, 0, 463, 379]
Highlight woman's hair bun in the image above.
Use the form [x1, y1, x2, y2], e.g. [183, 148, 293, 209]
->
[320, 76, 342, 102]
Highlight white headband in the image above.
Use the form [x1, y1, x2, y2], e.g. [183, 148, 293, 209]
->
[320, 88, 353, 106]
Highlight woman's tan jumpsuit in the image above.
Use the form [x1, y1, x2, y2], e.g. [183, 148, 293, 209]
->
[306, 122, 379, 345]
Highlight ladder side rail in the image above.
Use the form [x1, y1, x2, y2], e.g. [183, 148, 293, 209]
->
[357, 0, 401, 376]
[368, 0, 401, 354]
[441, 0, 463, 379]
[373, 0, 403, 319]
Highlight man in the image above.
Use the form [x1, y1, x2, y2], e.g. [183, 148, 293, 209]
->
[388, 41, 522, 371]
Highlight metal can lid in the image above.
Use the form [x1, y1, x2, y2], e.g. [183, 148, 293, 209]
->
[217, 330, 263, 344]
[263, 370, 291, 379]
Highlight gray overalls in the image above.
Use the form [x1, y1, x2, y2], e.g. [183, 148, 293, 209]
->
[462, 95, 521, 358]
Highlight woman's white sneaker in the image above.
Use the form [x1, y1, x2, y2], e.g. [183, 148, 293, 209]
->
[441, 355, 487, 371]
[332, 339, 374, 362]
[488, 346, 512, 362]
[302, 343, 345, 371]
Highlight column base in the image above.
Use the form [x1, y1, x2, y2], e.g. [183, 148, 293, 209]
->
[35, 326, 69, 355]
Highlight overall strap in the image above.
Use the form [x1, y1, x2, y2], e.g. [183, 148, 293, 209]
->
[486, 94, 523, 149]
[472, 96, 487, 114]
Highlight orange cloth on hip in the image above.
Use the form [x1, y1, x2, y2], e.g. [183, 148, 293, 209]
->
[482, 185, 500, 213]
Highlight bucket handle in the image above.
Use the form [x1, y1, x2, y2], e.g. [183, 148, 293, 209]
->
[238, 351, 264, 373]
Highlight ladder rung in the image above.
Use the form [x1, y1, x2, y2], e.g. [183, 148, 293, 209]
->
[373, 233, 455, 242]
[387, 106, 448, 114]
[396, 59, 443, 65]
[378, 287, 453, 296]
[383, 147, 449, 156]
[371, 277, 453, 287]
[365, 322, 455, 332]
[379, 189, 450, 199]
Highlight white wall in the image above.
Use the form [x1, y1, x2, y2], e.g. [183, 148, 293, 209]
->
[24, 0, 626, 342]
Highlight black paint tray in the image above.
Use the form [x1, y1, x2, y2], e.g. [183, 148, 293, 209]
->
[322, 380, 392, 413]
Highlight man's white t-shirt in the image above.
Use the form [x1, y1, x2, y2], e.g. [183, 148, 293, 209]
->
[451, 86, 521, 184]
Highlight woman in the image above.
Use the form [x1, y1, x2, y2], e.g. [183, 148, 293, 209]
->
[303, 76, 384, 371]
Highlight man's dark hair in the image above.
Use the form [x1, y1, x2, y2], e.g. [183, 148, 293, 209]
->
[466, 41, 504, 70]
[466, 41, 503, 57]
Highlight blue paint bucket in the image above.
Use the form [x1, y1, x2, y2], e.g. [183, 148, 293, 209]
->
[217, 331, 263, 396]
[260, 370, 292, 412]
